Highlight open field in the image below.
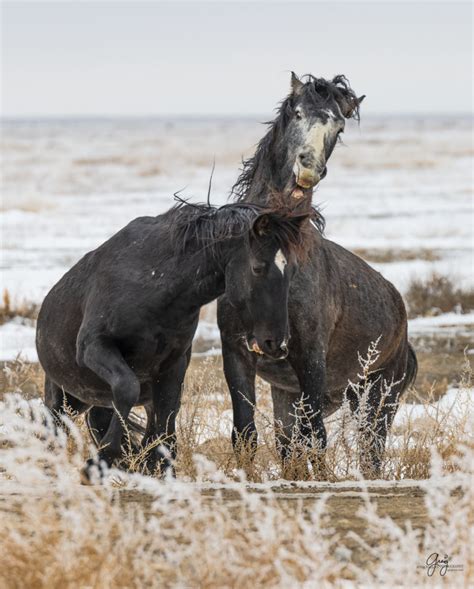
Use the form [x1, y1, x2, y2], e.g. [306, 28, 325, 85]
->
[1, 293, 472, 587]
[1, 114, 472, 587]
[0, 380, 472, 587]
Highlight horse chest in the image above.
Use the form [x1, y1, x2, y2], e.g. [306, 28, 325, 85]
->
[122, 328, 193, 379]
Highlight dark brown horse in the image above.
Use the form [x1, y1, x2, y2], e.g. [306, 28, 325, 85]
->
[217, 73, 417, 478]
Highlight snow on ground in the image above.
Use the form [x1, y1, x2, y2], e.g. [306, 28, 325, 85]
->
[1, 115, 472, 361]
[1, 312, 473, 362]
[409, 311, 474, 330]
[393, 387, 474, 428]
[389, 387, 474, 450]
[0, 318, 37, 362]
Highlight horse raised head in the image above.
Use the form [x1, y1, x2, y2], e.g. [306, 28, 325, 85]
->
[232, 72, 365, 205]
[288, 72, 365, 191]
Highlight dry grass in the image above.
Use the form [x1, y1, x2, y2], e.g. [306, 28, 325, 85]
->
[0, 289, 39, 325]
[0, 381, 472, 587]
[0, 358, 44, 401]
[405, 273, 474, 318]
[1, 348, 472, 484]
[353, 247, 440, 264]
[0, 343, 472, 587]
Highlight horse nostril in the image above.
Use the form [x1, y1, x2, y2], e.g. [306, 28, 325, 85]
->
[298, 152, 314, 169]
[280, 342, 288, 353]
[264, 339, 277, 352]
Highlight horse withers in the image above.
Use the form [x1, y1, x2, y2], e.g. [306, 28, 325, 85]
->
[36, 201, 311, 482]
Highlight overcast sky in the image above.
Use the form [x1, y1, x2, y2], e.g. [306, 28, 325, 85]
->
[2, 1, 472, 117]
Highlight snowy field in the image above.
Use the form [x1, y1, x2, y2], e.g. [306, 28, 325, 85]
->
[1, 115, 473, 587]
[2, 115, 473, 300]
[1, 114, 473, 360]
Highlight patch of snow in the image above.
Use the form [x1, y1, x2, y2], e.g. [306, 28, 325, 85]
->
[409, 312, 474, 337]
[393, 387, 474, 430]
[195, 408, 233, 444]
[0, 319, 38, 362]
[194, 321, 220, 343]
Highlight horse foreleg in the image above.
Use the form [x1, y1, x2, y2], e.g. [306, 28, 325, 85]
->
[86, 407, 115, 447]
[271, 385, 314, 478]
[222, 341, 258, 471]
[79, 337, 140, 483]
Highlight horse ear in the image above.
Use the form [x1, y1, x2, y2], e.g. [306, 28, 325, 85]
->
[252, 213, 272, 237]
[252, 212, 310, 239]
[338, 93, 366, 119]
[290, 71, 304, 95]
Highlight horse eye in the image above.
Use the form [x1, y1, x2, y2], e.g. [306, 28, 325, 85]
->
[251, 263, 266, 276]
[295, 109, 302, 120]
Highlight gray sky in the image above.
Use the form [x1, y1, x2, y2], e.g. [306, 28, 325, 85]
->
[2, 1, 472, 116]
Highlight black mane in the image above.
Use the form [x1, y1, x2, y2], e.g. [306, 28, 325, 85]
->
[231, 74, 360, 203]
[168, 200, 317, 260]
[169, 201, 263, 254]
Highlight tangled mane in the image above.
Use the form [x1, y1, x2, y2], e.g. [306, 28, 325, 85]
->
[232, 74, 361, 202]
[168, 199, 318, 261]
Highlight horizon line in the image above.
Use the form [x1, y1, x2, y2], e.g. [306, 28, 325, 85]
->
[2, 111, 473, 121]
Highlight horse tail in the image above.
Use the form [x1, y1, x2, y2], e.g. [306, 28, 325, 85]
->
[402, 341, 418, 391]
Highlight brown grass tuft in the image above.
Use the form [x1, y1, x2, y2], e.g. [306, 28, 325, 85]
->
[0, 289, 39, 325]
[354, 248, 440, 264]
[405, 273, 474, 318]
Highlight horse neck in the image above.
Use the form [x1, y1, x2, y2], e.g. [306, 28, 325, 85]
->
[179, 247, 227, 308]
[240, 127, 289, 205]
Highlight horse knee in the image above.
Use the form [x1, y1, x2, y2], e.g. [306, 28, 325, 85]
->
[110, 373, 140, 410]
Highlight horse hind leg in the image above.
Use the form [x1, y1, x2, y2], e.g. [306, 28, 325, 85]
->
[347, 362, 406, 479]
[271, 386, 316, 480]
[44, 376, 89, 432]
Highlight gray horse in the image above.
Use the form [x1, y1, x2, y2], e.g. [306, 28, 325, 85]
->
[218, 73, 417, 478]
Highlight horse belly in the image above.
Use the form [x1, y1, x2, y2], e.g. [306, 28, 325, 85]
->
[256, 358, 300, 392]
[256, 357, 349, 418]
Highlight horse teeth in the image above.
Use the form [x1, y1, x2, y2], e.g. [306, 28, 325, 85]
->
[252, 343, 263, 355]
[292, 188, 305, 199]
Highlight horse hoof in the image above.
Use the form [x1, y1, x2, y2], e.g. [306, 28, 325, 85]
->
[80, 457, 108, 485]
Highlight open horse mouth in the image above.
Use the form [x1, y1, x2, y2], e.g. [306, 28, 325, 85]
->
[245, 337, 264, 355]
[245, 337, 289, 360]
[292, 165, 327, 196]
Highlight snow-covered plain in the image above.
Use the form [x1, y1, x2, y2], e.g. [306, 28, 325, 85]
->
[1, 115, 472, 361]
